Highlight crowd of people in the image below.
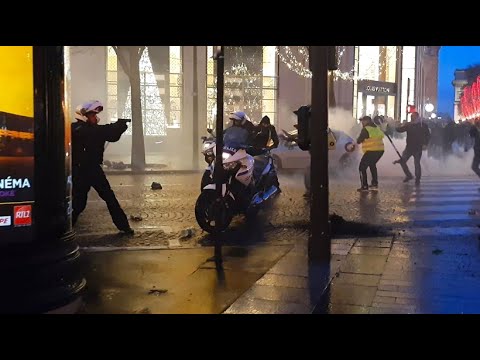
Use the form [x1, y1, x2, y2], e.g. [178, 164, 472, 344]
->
[380, 117, 474, 161]
[353, 113, 480, 191]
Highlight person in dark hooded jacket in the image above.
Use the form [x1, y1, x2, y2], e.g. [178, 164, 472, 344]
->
[251, 115, 279, 155]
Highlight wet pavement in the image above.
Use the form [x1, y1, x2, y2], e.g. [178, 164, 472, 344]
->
[80, 245, 293, 314]
[74, 172, 409, 249]
[75, 172, 480, 313]
[226, 177, 480, 314]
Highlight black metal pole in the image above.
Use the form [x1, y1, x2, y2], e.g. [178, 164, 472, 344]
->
[0, 46, 85, 313]
[309, 46, 331, 263]
[192, 46, 199, 170]
[214, 46, 225, 268]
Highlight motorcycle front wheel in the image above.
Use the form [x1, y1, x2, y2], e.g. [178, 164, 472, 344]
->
[195, 190, 233, 234]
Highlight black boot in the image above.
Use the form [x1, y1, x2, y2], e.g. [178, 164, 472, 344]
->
[358, 171, 369, 192]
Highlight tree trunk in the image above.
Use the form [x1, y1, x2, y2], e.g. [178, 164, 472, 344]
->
[147, 46, 170, 121]
[129, 49, 146, 171]
[113, 46, 146, 171]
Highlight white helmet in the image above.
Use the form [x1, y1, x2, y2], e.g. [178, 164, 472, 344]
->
[74, 104, 87, 121]
[80, 100, 104, 115]
[229, 111, 250, 126]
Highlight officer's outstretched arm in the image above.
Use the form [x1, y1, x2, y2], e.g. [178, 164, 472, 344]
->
[101, 122, 128, 142]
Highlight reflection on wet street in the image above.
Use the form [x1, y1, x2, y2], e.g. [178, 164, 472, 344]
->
[81, 245, 293, 314]
[322, 177, 480, 314]
[77, 172, 480, 313]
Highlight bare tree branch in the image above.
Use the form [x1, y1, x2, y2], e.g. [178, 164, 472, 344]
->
[138, 46, 145, 58]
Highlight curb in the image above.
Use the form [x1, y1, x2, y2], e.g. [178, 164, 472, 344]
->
[104, 169, 204, 175]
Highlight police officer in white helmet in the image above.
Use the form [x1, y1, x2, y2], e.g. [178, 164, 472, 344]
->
[71, 100, 134, 234]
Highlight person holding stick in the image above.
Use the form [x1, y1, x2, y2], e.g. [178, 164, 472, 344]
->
[395, 112, 431, 185]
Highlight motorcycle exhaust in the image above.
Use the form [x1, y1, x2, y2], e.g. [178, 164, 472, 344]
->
[262, 185, 279, 201]
[250, 185, 279, 207]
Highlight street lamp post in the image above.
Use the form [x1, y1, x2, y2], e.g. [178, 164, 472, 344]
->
[213, 46, 225, 268]
[308, 46, 331, 263]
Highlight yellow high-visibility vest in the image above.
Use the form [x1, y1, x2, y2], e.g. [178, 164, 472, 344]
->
[362, 126, 384, 153]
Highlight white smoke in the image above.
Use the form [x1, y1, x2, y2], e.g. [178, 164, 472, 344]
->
[306, 107, 476, 181]
[279, 105, 476, 187]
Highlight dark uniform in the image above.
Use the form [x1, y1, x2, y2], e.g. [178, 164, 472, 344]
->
[396, 116, 431, 184]
[71, 119, 132, 232]
[223, 112, 257, 148]
[252, 116, 279, 151]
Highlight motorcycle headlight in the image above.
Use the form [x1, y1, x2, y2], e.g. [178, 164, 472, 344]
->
[204, 153, 214, 164]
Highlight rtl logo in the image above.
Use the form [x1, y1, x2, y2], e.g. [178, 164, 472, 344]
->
[14, 205, 32, 227]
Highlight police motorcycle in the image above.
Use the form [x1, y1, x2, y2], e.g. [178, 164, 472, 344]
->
[195, 136, 280, 234]
[199, 128, 216, 191]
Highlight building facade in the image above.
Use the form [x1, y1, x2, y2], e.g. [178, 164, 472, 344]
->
[415, 46, 441, 119]
[68, 46, 439, 170]
[336, 46, 440, 123]
[453, 69, 468, 122]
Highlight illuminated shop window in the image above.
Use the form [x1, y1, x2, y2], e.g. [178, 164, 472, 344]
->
[206, 46, 278, 130]
[354, 46, 399, 121]
[400, 46, 416, 122]
[385, 46, 397, 83]
[106, 46, 183, 135]
[358, 46, 380, 81]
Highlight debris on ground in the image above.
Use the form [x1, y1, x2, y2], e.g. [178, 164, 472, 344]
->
[151, 182, 162, 190]
[148, 288, 168, 296]
[180, 228, 195, 239]
[329, 213, 387, 236]
[112, 161, 127, 170]
[130, 215, 143, 222]
[432, 249, 443, 255]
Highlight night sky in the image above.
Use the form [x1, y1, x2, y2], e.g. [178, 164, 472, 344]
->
[438, 46, 480, 117]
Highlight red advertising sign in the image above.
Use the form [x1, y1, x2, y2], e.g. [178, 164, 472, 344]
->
[13, 205, 32, 227]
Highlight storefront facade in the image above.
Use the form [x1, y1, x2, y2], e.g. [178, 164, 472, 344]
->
[67, 46, 437, 170]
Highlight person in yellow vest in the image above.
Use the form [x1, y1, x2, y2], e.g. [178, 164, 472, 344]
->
[356, 116, 385, 192]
